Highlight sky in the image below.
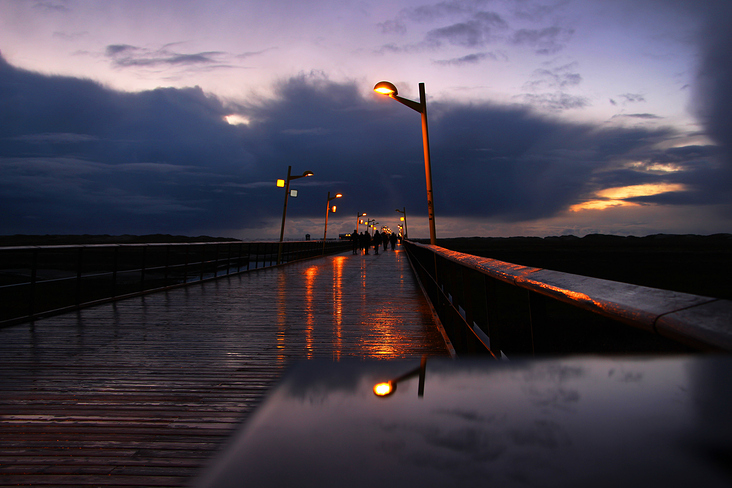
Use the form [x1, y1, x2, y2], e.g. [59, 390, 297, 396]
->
[1, 0, 731, 240]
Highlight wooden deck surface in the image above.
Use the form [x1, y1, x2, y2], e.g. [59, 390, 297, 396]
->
[0, 246, 448, 487]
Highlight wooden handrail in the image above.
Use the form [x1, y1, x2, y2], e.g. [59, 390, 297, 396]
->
[405, 241, 732, 354]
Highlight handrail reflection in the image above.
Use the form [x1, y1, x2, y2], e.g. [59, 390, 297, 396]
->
[373, 355, 427, 398]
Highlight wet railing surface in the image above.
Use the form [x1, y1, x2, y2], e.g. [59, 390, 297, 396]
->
[0, 245, 448, 487]
[404, 240, 732, 356]
[0, 240, 351, 327]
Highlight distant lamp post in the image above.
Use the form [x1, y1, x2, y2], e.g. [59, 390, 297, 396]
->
[356, 212, 367, 233]
[395, 207, 408, 240]
[323, 191, 343, 254]
[374, 81, 436, 245]
[277, 165, 314, 264]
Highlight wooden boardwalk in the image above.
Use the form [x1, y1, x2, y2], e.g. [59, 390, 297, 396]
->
[0, 246, 448, 487]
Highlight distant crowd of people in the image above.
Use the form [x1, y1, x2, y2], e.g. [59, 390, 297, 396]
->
[351, 230, 399, 255]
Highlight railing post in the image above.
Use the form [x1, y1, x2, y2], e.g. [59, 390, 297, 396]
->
[76, 247, 83, 306]
[164, 245, 170, 285]
[29, 248, 38, 318]
[140, 245, 147, 291]
[226, 243, 232, 276]
[183, 246, 190, 283]
[112, 246, 119, 298]
[213, 244, 219, 278]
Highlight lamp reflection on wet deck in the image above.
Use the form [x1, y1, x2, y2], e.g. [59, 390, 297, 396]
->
[304, 266, 317, 359]
[374, 355, 427, 398]
[332, 256, 345, 361]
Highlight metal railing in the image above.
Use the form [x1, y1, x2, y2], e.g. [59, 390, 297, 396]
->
[404, 240, 732, 356]
[0, 239, 351, 327]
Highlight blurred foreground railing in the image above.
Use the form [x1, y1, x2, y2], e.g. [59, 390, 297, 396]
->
[404, 240, 732, 356]
[0, 239, 351, 327]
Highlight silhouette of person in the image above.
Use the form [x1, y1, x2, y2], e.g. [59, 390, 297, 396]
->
[373, 230, 380, 255]
[352, 230, 358, 254]
[362, 231, 370, 254]
[382, 232, 388, 251]
[390, 232, 397, 250]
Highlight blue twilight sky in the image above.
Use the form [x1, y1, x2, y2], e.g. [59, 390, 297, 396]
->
[1, 0, 731, 240]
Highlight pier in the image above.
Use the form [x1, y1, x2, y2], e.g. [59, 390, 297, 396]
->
[0, 246, 448, 487]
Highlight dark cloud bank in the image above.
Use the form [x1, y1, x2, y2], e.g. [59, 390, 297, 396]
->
[0, 48, 730, 238]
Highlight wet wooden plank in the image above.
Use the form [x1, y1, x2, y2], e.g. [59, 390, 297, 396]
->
[0, 248, 448, 487]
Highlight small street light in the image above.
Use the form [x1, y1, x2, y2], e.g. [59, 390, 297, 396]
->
[374, 81, 436, 245]
[355, 212, 367, 233]
[277, 165, 314, 264]
[322, 191, 343, 254]
[395, 207, 408, 240]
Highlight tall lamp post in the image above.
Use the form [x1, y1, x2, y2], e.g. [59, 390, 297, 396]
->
[374, 81, 436, 245]
[395, 207, 408, 240]
[277, 165, 314, 264]
[356, 212, 367, 233]
[322, 191, 343, 254]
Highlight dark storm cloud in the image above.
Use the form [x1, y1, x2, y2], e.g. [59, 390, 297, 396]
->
[688, 1, 732, 169]
[0, 53, 729, 237]
[0, 54, 254, 235]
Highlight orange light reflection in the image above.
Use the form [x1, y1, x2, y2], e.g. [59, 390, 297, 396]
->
[332, 256, 345, 361]
[275, 273, 288, 365]
[304, 265, 318, 359]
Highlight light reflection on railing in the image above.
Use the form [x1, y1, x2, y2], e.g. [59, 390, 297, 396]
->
[404, 240, 732, 355]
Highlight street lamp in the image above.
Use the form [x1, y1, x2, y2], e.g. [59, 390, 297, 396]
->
[374, 81, 436, 245]
[322, 191, 343, 254]
[395, 207, 408, 240]
[277, 165, 314, 264]
[355, 212, 367, 233]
